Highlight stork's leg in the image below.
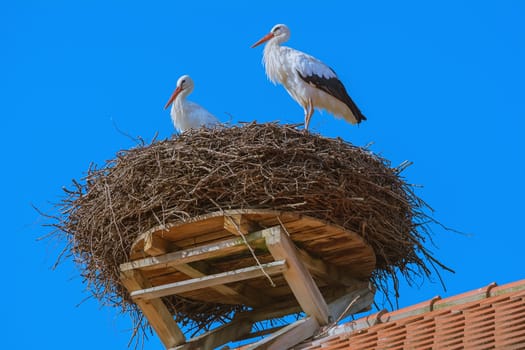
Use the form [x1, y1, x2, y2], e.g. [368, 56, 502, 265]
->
[304, 98, 314, 131]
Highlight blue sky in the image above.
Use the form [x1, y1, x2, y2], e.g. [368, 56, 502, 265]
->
[3, 1, 524, 349]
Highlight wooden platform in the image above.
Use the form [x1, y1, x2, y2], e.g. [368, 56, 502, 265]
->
[120, 209, 377, 349]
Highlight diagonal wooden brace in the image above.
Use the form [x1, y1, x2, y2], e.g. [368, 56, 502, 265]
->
[262, 226, 330, 325]
[120, 270, 185, 348]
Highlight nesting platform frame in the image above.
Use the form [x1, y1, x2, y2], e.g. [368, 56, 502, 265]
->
[119, 209, 377, 349]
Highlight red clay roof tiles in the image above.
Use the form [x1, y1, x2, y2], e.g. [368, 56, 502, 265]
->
[295, 279, 525, 350]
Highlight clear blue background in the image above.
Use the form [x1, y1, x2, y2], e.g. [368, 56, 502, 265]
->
[3, 1, 524, 349]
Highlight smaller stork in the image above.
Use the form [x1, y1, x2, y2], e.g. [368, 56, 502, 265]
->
[251, 24, 366, 130]
[164, 75, 219, 133]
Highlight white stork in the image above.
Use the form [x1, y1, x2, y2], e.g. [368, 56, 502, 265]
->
[251, 24, 366, 130]
[164, 75, 219, 133]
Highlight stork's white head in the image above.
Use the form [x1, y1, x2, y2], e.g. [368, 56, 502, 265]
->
[164, 75, 194, 110]
[251, 23, 290, 48]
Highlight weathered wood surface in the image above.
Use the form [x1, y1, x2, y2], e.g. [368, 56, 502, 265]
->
[119, 209, 377, 349]
[170, 317, 253, 350]
[122, 229, 266, 272]
[129, 210, 376, 279]
[131, 260, 287, 301]
[123, 210, 375, 306]
[245, 316, 320, 350]
[263, 226, 330, 325]
[120, 270, 185, 348]
[245, 285, 375, 350]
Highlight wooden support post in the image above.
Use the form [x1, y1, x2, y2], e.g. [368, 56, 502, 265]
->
[262, 226, 330, 325]
[171, 317, 253, 350]
[120, 270, 185, 348]
[327, 284, 375, 321]
[131, 260, 287, 301]
[246, 285, 375, 349]
[245, 316, 320, 350]
[235, 325, 286, 342]
[244, 301, 303, 322]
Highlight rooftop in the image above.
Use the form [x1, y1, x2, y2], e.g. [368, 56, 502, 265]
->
[293, 279, 525, 349]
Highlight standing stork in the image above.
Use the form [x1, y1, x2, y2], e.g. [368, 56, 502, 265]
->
[164, 75, 219, 133]
[251, 24, 366, 130]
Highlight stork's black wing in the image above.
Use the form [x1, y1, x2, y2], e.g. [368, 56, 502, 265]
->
[297, 70, 366, 123]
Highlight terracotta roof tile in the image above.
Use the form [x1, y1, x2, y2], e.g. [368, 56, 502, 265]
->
[295, 279, 525, 350]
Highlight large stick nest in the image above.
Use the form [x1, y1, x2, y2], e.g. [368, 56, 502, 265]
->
[51, 122, 449, 339]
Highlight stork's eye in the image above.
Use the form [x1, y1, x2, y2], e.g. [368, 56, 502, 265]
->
[272, 26, 281, 33]
[181, 80, 186, 86]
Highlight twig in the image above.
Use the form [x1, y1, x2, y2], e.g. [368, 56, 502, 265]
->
[277, 215, 291, 237]
[225, 215, 276, 287]
[316, 295, 361, 339]
[111, 116, 142, 145]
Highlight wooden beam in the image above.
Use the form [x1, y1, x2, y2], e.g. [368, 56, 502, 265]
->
[131, 260, 287, 301]
[328, 285, 375, 321]
[245, 316, 320, 350]
[144, 232, 170, 256]
[244, 286, 375, 350]
[172, 261, 272, 307]
[235, 325, 286, 342]
[120, 270, 185, 348]
[171, 262, 242, 304]
[243, 283, 367, 323]
[224, 214, 259, 235]
[262, 226, 330, 325]
[171, 317, 253, 350]
[120, 229, 266, 272]
[244, 301, 302, 322]
[296, 248, 362, 288]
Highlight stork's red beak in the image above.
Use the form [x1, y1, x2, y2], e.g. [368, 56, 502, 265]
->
[164, 86, 183, 110]
[250, 32, 274, 48]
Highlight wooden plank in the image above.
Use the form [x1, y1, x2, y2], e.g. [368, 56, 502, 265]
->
[120, 270, 185, 348]
[144, 232, 170, 256]
[245, 316, 320, 350]
[243, 302, 302, 322]
[131, 260, 287, 301]
[172, 263, 243, 303]
[172, 261, 271, 307]
[171, 317, 253, 350]
[132, 210, 290, 252]
[295, 248, 363, 287]
[327, 285, 375, 321]
[224, 214, 259, 235]
[120, 229, 266, 272]
[262, 226, 330, 325]
[244, 287, 374, 350]
[159, 215, 225, 242]
[171, 229, 233, 248]
[129, 209, 376, 279]
[130, 215, 224, 256]
[235, 325, 286, 342]
[248, 216, 301, 234]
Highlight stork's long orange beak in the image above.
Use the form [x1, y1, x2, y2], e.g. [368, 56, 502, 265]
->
[164, 86, 183, 110]
[250, 32, 274, 48]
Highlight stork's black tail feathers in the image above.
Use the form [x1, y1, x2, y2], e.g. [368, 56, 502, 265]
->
[298, 71, 366, 124]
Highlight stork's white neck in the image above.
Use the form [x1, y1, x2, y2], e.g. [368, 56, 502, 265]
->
[171, 89, 189, 115]
[177, 88, 192, 104]
[263, 40, 286, 85]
